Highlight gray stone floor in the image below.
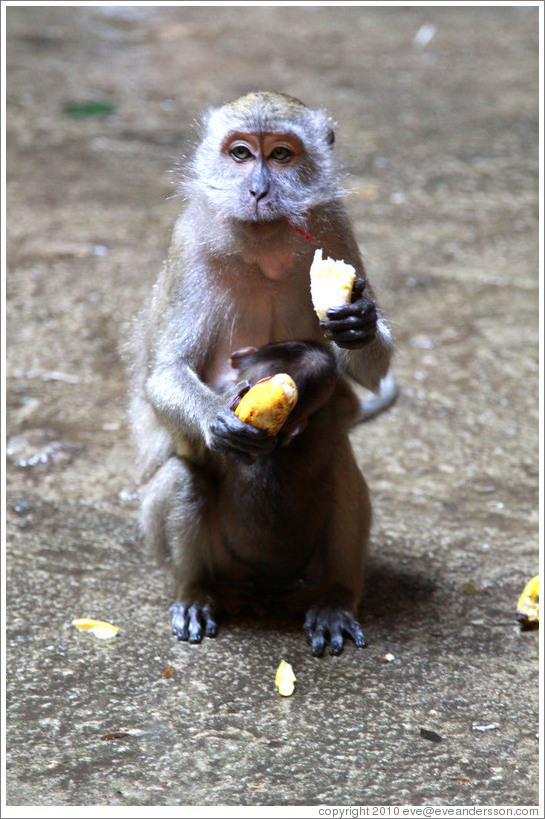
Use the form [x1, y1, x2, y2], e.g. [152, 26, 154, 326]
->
[4, 4, 541, 810]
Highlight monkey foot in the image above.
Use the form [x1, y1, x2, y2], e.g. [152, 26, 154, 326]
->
[303, 606, 367, 657]
[170, 602, 217, 643]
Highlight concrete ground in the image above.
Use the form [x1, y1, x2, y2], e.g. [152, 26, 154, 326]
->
[4, 4, 541, 810]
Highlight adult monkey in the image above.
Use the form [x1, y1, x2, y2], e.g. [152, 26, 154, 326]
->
[127, 92, 396, 655]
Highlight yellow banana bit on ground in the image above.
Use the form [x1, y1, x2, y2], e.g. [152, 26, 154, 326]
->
[275, 659, 296, 697]
[235, 373, 298, 436]
[72, 618, 119, 639]
[309, 248, 356, 320]
[516, 575, 539, 626]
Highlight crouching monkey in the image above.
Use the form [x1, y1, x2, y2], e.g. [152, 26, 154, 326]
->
[127, 92, 395, 655]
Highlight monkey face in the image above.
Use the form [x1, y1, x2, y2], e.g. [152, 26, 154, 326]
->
[189, 93, 339, 227]
[218, 131, 313, 223]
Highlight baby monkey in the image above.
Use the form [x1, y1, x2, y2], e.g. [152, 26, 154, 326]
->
[128, 91, 395, 655]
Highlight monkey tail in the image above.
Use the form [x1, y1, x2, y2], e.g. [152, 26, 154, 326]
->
[354, 370, 400, 424]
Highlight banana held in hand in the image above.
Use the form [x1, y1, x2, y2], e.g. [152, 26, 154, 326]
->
[310, 248, 356, 320]
[235, 373, 298, 436]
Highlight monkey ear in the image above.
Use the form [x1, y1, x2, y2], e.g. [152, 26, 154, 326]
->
[326, 128, 335, 147]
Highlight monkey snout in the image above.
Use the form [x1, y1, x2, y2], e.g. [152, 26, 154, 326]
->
[249, 165, 270, 202]
[249, 183, 269, 202]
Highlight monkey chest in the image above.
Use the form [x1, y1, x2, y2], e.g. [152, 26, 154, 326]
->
[205, 305, 324, 390]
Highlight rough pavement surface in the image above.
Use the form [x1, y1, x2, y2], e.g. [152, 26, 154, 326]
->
[4, 4, 541, 809]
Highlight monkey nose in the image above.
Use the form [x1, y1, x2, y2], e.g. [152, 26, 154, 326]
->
[250, 183, 269, 202]
[249, 165, 270, 202]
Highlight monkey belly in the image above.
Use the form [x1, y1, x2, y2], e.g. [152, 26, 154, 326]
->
[217, 451, 334, 590]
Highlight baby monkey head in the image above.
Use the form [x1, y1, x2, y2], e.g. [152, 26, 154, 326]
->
[188, 91, 340, 226]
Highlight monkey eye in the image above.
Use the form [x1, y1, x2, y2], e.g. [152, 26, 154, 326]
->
[230, 144, 253, 162]
[269, 146, 293, 162]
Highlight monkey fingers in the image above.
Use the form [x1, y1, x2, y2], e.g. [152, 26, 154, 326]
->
[322, 298, 377, 349]
[210, 409, 277, 459]
[228, 380, 252, 412]
[350, 277, 366, 301]
[170, 602, 217, 643]
[304, 606, 367, 656]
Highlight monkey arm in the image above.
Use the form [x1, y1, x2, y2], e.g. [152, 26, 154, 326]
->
[320, 278, 394, 393]
[334, 317, 394, 394]
[145, 361, 222, 447]
[145, 360, 276, 458]
[309, 209, 394, 393]
[209, 410, 277, 459]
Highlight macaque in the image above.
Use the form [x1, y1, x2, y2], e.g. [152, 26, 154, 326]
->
[127, 91, 395, 655]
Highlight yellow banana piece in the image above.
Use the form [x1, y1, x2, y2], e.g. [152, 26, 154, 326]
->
[235, 373, 298, 436]
[72, 618, 119, 639]
[275, 659, 296, 696]
[516, 575, 539, 626]
[310, 248, 356, 320]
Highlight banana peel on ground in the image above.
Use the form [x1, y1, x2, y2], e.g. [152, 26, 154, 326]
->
[516, 575, 539, 629]
[275, 659, 296, 696]
[72, 618, 119, 639]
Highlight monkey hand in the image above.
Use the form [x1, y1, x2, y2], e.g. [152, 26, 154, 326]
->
[304, 606, 367, 656]
[321, 278, 377, 349]
[171, 602, 217, 643]
[209, 408, 278, 460]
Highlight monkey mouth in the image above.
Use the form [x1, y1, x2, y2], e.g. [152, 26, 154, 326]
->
[249, 214, 286, 226]
[246, 197, 286, 223]
[249, 211, 278, 225]
[238, 215, 289, 232]
[237, 206, 288, 227]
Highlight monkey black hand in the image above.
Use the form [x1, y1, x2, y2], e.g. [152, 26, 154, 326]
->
[304, 606, 367, 656]
[171, 602, 217, 643]
[209, 409, 277, 460]
[321, 278, 377, 350]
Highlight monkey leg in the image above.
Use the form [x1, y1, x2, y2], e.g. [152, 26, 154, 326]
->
[303, 444, 371, 657]
[170, 601, 217, 643]
[304, 606, 366, 658]
[140, 456, 221, 643]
